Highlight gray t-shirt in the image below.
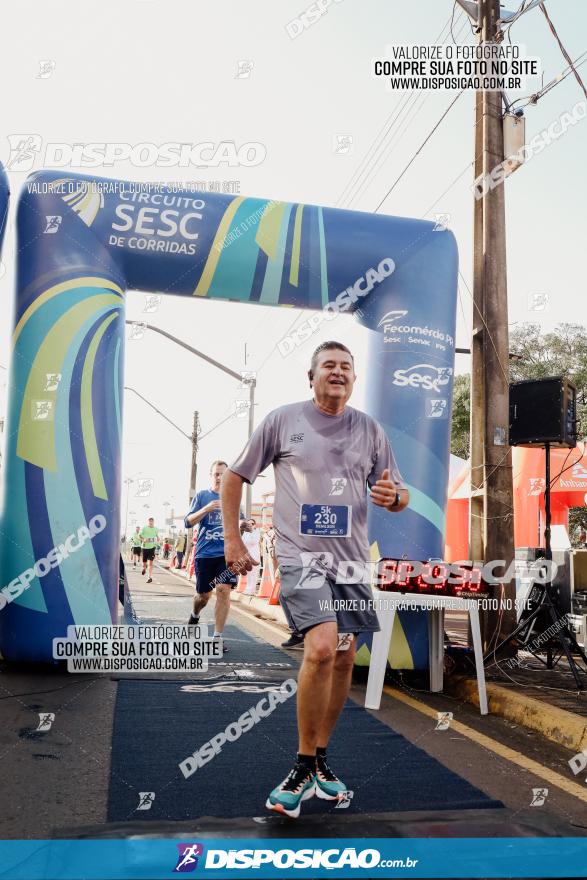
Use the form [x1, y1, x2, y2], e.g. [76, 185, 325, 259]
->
[229, 399, 406, 573]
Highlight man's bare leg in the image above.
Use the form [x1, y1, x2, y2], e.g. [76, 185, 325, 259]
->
[317, 637, 356, 748]
[192, 592, 211, 618]
[214, 583, 231, 634]
[297, 622, 338, 755]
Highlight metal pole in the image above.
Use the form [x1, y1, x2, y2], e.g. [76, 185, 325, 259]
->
[544, 443, 551, 562]
[190, 411, 199, 507]
[125, 322, 258, 525]
[185, 412, 200, 565]
[125, 322, 241, 382]
[245, 379, 256, 518]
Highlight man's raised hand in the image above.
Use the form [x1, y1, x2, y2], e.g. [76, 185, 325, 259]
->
[370, 468, 399, 510]
[224, 536, 259, 574]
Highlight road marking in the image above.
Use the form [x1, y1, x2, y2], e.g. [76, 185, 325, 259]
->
[383, 685, 587, 803]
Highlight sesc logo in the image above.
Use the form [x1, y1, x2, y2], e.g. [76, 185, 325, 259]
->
[377, 309, 408, 328]
[392, 363, 453, 392]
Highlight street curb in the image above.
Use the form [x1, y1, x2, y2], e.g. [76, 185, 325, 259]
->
[231, 590, 289, 627]
[445, 674, 587, 753]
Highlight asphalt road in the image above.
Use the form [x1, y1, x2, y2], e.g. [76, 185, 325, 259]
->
[0, 559, 585, 845]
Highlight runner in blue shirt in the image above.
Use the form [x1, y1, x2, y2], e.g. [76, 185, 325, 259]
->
[184, 460, 245, 652]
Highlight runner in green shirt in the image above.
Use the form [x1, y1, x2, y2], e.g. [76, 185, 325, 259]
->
[131, 526, 142, 567]
[139, 518, 159, 583]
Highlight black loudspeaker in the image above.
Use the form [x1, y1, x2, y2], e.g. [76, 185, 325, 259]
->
[509, 376, 577, 448]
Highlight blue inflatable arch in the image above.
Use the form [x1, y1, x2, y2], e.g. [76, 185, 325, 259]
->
[0, 167, 457, 662]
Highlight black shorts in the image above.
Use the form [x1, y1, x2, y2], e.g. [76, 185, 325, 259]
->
[195, 555, 237, 595]
[142, 547, 155, 562]
[132, 546, 141, 556]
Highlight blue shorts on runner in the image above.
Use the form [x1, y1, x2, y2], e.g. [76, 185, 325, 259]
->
[195, 555, 237, 595]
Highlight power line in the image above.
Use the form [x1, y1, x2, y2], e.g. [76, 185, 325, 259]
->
[508, 51, 587, 110]
[502, 0, 530, 39]
[255, 96, 471, 376]
[339, 89, 422, 208]
[340, 12, 470, 209]
[537, 53, 587, 100]
[354, 16, 472, 206]
[336, 10, 466, 208]
[457, 271, 511, 385]
[420, 158, 474, 219]
[373, 90, 465, 213]
[450, 0, 460, 44]
[529, 53, 587, 103]
[198, 408, 237, 441]
[253, 309, 306, 375]
[253, 13, 471, 376]
[539, 2, 587, 100]
[124, 386, 191, 440]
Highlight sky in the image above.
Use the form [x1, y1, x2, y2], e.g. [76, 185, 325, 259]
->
[0, 0, 585, 532]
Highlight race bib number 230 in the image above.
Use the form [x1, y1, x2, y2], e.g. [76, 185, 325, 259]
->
[299, 504, 351, 538]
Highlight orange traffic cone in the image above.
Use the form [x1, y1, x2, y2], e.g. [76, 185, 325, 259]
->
[236, 573, 247, 593]
[268, 569, 281, 605]
[257, 562, 274, 599]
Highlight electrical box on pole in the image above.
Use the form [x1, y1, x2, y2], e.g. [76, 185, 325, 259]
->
[503, 112, 526, 175]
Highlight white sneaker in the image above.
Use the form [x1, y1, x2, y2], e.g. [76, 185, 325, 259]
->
[213, 634, 228, 654]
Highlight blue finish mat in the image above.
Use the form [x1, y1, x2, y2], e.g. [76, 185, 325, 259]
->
[108, 627, 502, 821]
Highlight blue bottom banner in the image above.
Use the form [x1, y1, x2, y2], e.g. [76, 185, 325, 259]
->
[1, 838, 586, 879]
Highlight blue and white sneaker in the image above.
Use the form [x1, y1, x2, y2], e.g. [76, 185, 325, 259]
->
[315, 755, 348, 800]
[266, 761, 316, 818]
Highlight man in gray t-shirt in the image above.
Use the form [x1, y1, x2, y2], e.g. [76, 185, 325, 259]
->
[221, 341, 409, 818]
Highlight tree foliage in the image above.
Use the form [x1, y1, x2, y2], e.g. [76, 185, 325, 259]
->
[451, 322, 587, 457]
[450, 373, 471, 460]
[451, 323, 587, 543]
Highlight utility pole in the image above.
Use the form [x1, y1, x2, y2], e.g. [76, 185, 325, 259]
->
[469, 0, 516, 649]
[189, 411, 200, 508]
[243, 376, 256, 519]
[185, 411, 200, 568]
[125, 321, 257, 518]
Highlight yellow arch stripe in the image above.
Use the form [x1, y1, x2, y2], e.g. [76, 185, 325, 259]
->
[17, 294, 122, 470]
[68, 189, 102, 226]
[255, 201, 286, 261]
[82, 192, 102, 226]
[81, 312, 118, 500]
[193, 197, 244, 297]
[13, 277, 124, 344]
